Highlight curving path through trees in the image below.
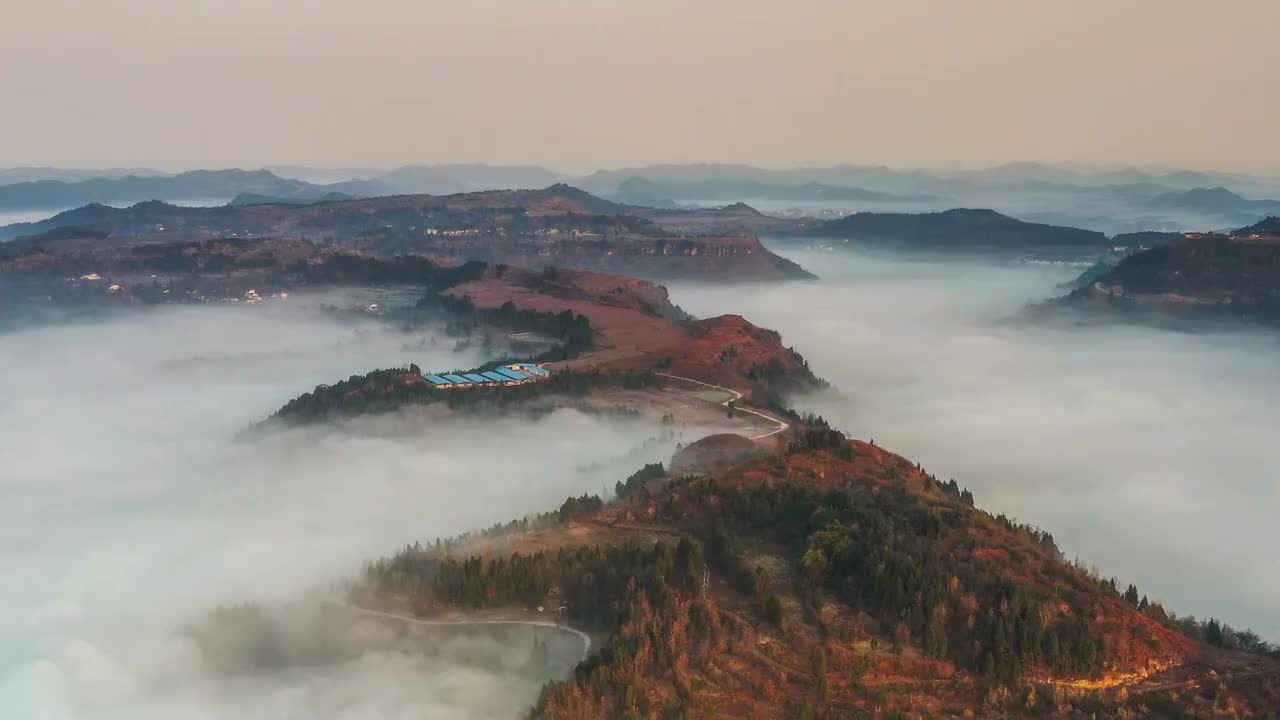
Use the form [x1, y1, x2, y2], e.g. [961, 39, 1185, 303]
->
[657, 372, 790, 440]
[335, 603, 592, 661]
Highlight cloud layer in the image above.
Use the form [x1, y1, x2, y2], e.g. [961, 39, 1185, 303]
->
[671, 245, 1280, 639]
[0, 298, 680, 717]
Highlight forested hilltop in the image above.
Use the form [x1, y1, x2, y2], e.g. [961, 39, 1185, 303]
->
[355, 421, 1280, 719]
[1059, 226, 1280, 328]
[787, 208, 1121, 260]
[263, 259, 824, 426]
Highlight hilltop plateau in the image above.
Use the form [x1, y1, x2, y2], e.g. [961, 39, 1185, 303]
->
[0, 185, 812, 282]
[264, 259, 823, 426]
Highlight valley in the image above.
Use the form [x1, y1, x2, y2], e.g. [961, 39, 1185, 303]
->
[8, 4, 1280, 717]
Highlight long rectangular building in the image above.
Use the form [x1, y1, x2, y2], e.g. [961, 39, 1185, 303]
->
[443, 374, 472, 384]
[494, 368, 529, 382]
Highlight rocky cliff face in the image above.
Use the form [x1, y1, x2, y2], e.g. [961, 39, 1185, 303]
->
[409, 231, 812, 281]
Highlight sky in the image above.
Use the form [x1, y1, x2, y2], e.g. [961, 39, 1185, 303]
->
[2, 0, 1278, 172]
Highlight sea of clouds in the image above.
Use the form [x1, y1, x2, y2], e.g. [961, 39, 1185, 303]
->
[671, 243, 1280, 641]
[0, 297, 677, 718]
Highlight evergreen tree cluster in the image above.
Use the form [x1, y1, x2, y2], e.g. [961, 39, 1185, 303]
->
[558, 494, 604, 523]
[614, 462, 667, 500]
[661, 477, 1114, 685]
[367, 539, 706, 635]
[787, 414, 852, 459]
[416, 294, 594, 362]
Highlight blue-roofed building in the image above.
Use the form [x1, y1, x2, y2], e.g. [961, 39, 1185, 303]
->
[420, 365, 548, 389]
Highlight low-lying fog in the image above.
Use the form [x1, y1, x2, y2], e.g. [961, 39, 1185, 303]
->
[684, 194, 1251, 235]
[0, 198, 233, 234]
[0, 297, 684, 718]
[671, 245, 1280, 640]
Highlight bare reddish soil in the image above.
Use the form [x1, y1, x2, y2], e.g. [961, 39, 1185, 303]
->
[446, 265, 821, 396]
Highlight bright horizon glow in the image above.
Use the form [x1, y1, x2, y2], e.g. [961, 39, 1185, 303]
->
[3, 0, 1278, 173]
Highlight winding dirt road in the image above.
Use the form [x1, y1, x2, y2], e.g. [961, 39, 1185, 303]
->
[656, 372, 790, 440]
[335, 603, 592, 661]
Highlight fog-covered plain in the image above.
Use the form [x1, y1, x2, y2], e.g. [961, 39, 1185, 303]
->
[0, 299, 680, 718]
[671, 245, 1280, 640]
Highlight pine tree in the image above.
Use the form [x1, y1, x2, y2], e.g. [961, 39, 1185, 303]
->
[1206, 618, 1225, 646]
[764, 593, 786, 629]
[812, 647, 828, 699]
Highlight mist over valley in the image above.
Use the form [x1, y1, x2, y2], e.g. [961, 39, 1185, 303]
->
[669, 245, 1280, 639]
[5, 2, 1280, 715]
[0, 300, 699, 718]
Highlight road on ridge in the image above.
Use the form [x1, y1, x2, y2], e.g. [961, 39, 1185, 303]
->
[656, 372, 790, 440]
[334, 603, 592, 661]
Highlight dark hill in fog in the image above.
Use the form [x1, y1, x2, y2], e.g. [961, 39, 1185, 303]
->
[1061, 233, 1280, 326]
[791, 207, 1113, 258]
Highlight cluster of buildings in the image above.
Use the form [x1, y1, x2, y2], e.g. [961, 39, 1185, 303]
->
[424, 228, 481, 236]
[423, 363, 551, 388]
[532, 228, 602, 237]
[242, 289, 289, 304]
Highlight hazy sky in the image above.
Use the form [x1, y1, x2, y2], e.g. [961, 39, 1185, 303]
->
[2, 0, 1278, 172]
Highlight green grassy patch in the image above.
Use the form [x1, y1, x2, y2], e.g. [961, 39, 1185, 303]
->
[693, 389, 734, 404]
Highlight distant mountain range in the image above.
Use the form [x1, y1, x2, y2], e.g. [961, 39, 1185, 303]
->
[0, 169, 385, 211]
[0, 185, 813, 282]
[0, 182, 1216, 269]
[1146, 186, 1280, 218]
[0, 165, 577, 212]
[6, 163, 1279, 220]
[0, 166, 169, 184]
[579, 162, 1280, 197]
[609, 176, 915, 208]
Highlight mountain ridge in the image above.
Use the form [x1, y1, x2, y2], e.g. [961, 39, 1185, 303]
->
[0, 185, 814, 282]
